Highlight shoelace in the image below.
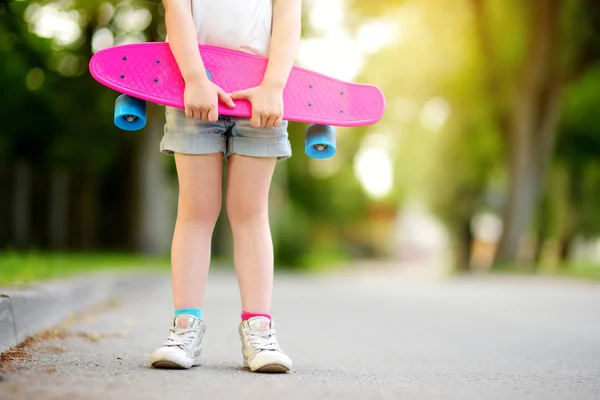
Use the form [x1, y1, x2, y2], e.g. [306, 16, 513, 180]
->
[248, 329, 281, 351]
[164, 327, 197, 347]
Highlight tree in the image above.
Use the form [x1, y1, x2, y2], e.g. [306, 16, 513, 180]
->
[549, 66, 600, 263]
[0, 0, 171, 252]
[472, 0, 600, 265]
[348, 0, 600, 269]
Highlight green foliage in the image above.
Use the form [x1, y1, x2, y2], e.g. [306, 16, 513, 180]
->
[0, 0, 157, 173]
[558, 67, 600, 164]
[427, 118, 502, 231]
[346, 0, 405, 29]
[273, 122, 371, 268]
[560, 0, 600, 76]
[349, 0, 600, 269]
[553, 66, 600, 239]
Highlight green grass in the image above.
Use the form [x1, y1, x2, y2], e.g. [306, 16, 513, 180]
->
[0, 251, 171, 286]
[486, 261, 600, 282]
[554, 262, 600, 281]
[0, 246, 371, 287]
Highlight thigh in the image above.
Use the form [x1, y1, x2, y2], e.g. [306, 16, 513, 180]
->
[226, 155, 276, 216]
[174, 153, 223, 218]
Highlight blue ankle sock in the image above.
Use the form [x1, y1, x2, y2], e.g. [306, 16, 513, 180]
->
[174, 308, 203, 319]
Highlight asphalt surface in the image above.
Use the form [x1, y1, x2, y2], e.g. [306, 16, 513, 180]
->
[1, 268, 599, 400]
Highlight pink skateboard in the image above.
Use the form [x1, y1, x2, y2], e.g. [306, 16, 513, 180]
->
[89, 42, 386, 158]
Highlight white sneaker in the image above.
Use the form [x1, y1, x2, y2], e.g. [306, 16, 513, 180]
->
[149, 315, 205, 369]
[239, 316, 292, 373]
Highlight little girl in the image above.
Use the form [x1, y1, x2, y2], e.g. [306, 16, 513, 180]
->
[149, 0, 301, 372]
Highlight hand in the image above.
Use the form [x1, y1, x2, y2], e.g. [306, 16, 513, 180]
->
[184, 77, 235, 122]
[230, 85, 284, 128]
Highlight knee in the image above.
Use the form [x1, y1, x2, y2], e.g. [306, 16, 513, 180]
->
[177, 194, 222, 226]
[226, 196, 268, 225]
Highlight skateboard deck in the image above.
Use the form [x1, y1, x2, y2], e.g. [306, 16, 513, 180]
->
[89, 42, 385, 127]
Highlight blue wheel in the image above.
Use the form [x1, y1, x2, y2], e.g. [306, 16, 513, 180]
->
[114, 94, 147, 131]
[305, 124, 336, 159]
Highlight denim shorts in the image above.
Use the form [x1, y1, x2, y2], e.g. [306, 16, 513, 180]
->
[159, 106, 292, 161]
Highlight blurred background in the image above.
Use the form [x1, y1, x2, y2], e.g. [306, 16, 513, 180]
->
[2, 0, 600, 283]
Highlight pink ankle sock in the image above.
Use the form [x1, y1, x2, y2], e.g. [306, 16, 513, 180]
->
[241, 311, 271, 321]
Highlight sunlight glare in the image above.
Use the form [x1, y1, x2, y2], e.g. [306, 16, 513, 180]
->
[114, 32, 147, 46]
[298, 34, 363, 81]
[308, 0, 344, 33]
[92, 28, 114, 53]
[115, 8, 152, 32]
[354, 146, 393, 199]
[98, 2, 115, 26]
[356, 19, 401, 54]
[28, 4, 81, 47]
[419, 97, 451, 132]
[300, 0, 398, 82]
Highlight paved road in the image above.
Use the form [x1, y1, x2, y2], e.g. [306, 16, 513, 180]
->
[1, 269, 600, 400]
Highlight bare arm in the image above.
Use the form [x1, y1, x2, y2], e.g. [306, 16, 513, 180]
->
[262, 0, 303, 89]
[163, 0, 206, 85]
[162, 0, 234, 121]
[231, 0, 302, 128]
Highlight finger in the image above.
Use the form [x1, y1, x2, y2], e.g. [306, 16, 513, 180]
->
[273, 116, 283, 127]
[201, 109, 209, 122]
[265, 115, 276, 129]
[193, 108, 202, 120]
[208, 106, 218, 122]
[217, 88, 236, 108]
[260, 114, 270, 128]
[250, 112, 261, 128]
[230, 89, 251, 100]
[185, 106, 193, 119]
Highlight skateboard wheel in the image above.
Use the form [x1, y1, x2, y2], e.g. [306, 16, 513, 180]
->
[305, 124, 336, 159]
[114, 94, 147, 131]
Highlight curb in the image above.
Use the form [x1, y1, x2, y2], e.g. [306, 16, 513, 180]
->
[0, 272, 166, 353]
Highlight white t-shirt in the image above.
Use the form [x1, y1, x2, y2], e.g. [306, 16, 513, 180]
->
[190, 0, 273, 57]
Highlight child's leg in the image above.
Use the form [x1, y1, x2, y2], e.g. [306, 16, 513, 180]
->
[225, 119, 292, 373]
[171, 152, 223, 310]
[151, 106, 228, 369]
[225, 154, 276, 313]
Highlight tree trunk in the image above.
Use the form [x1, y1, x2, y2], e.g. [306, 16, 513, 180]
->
[533, 193, 551, 267]
[493, 0, 563, 265]
[78, 176, 98, 250]
[454, 219, 473, 273]
[48, 169, 70, 250]
[558, 232, 574, 263]
[557, 167, 580, 265]
[133, 103, 174, 255]
[12, 160, 31, 249]
[0, 163, 10, 247]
